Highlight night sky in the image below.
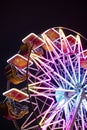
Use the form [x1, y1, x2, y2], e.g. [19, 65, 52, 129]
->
[0, 1, 87, 129]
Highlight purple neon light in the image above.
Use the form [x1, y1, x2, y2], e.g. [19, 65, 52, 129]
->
[6, 27, 87, 130]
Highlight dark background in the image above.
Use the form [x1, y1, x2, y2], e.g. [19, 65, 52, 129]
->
[0, 0, 87, 129]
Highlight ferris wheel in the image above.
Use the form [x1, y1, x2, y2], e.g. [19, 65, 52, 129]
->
[1, 27, 87, 130]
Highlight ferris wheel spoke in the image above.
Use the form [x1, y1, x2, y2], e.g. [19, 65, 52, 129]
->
[41, 119, 65, 130]
[53, 71, 75, 89]
[76, 35, 82, 83]
[80, 103, 85, 130]
[57, 58, 76, 85]
[21, 105, 38, 129]
[4, 27, 87, 130]
[65, 89, 84, 130]
[68, 55, 77, 83]
[81, 70, 87, 85]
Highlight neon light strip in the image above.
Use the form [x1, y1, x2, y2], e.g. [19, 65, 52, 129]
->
[83, 85, 87, 89]
[77, 35, 81, 83]
[21, 105, 38, 128]
[81, 70, 87, 85]
[80, 103, 85, 130]
[44, 43, 56, 63]
[30, 59, 51, 84]
[29, 88, 54, 102]
[53, 71, 75, 89]
[31, 52, 54, 63]
[82, 99, 87, 111]
[58, 30, 77, 84]
[74, 122, 78, 130]
[32, 53, 75, 87]
[32, 45, 76, 86]
[42, 32, 76, 84]
[22, 100, 50, 129]
[29, 88, 54, 127]
[44, 94, 76, 126]
[51, 111, 65, 130]
[31, 54, 54, 72]
[68, 55, 77, 83]
[29, 73, 51, 85]
[7, 54, 28, 63]
[30, 56, 52, 76]
[44, 109, 62, 126]
[50, 73, 65, 88]
[65, 90, 84, 130]
[64, 103, 70, 121]
[42, 33, 62, 54]
[58, 57, 75, 85]
[29, 86, 75, 92]
[41, 119, 65, 129]
[47, 38, 75, 85]
[3, 88, 29, 97]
